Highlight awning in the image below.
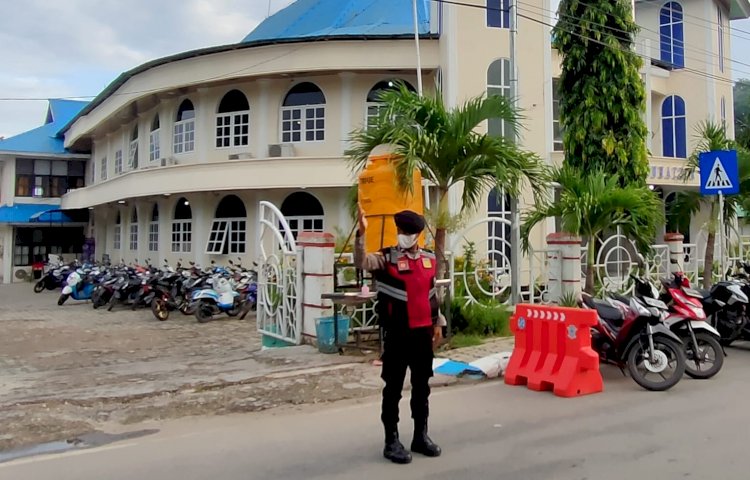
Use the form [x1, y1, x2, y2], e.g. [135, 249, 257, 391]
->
[0, 204, 73, 224]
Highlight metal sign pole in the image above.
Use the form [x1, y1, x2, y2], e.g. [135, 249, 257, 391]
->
[509, 0, 521, 305]
[719, 191, 725, 280]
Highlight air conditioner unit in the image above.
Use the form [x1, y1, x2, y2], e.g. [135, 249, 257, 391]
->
[228, 152, 254, 160]
[268, 144, 294, 158]
[160, 157, 178, 167]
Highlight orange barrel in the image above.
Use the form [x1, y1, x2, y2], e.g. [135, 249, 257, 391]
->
[358, 151, 425, 254]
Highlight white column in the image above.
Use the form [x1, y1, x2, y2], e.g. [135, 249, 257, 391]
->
[664, 233, 685, 274]
[192, 193, 211, 267]
[256, 79, 273, 158]
[160, 100, 175, 163]
[298, 232, 336, 341]
[1, 225, 12, 284]
[547, 233, 582, 303]
[196, 87, 212, 163]
[158, 198, 171, 264]
[339, 72, 356, 154]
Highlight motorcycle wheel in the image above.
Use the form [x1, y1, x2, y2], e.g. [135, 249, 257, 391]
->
[195, 301, 213, 323]
[627, 336, 686, 392]
[151, 298, 170, 321]
[34, 280, 45, 293]
[684, 332, 724, 380]
[57, 294, 70, 306]
[107, 294, 118, 312]
[180, 299, 197, 316]
[239, 302, 252, 320]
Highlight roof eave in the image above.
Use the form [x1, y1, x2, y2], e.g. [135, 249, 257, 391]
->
[731, 0, 750, 19]
[60, 34, 439, 138]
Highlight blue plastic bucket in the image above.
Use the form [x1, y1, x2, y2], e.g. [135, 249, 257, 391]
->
[315, 315, 350, 354]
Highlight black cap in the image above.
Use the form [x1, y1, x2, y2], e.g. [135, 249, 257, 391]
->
[394, 210, 425, 235]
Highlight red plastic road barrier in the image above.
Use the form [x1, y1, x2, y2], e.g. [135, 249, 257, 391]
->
[504, 304, 603, 398]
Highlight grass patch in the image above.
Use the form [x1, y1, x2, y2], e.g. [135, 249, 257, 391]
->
[449, 333, 484, 349]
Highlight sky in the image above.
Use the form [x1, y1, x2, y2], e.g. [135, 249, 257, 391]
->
[1, 0, 750, 139]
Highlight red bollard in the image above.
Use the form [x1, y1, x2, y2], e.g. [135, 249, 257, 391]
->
[504, 304, 603, 398]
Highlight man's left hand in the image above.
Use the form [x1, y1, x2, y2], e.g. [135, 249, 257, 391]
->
[432, 326, 443, 350]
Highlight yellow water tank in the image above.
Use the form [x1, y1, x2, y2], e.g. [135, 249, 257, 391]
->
[358, 149, 425, 254]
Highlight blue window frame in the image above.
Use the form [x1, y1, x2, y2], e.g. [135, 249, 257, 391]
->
[487, 0, 510, 29]
[660, 2, 685, 68]
[662, 95, 687, 158]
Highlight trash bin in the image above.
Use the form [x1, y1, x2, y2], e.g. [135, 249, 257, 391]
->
[315, 315, 350, 354]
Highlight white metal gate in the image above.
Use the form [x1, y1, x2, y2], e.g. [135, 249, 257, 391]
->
[256, 201, 303, 344]
[448, 217, 515, 306]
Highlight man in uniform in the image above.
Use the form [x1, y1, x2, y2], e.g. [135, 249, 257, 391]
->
[355, 206, 446, 464]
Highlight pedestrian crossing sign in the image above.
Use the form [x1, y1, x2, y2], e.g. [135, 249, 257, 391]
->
[699, 150, 739, 196]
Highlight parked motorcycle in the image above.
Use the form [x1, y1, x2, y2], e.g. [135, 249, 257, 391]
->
[632, 274, 725, 380]
[34, 255, 72, 293]
[191, 276, 242, 323]
[582, 292, 686, 391]
[58, 270, 97, 305]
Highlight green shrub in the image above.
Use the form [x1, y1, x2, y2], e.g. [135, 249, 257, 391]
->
[449, 333, 484, 349]
[450, 298, 511, 337]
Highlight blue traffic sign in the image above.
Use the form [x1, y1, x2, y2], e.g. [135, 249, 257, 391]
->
[699, 150, 739, 196]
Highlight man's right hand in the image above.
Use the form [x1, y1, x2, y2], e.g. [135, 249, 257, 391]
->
[357, 204, 367, 233]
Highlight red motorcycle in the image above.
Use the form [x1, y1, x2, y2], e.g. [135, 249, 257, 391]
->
[641, 273, 724, 379]
[583, 292, 686, 391]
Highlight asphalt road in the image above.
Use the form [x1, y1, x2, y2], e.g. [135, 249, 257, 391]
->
[3, 346, 750, 480]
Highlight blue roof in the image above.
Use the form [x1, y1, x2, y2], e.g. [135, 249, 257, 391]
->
[0, 99, 88, 155]
[243, 0, 431, 43]
[0, 204, 73, 224]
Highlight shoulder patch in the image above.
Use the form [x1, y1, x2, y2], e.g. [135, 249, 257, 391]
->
[420, 250, 436, 259]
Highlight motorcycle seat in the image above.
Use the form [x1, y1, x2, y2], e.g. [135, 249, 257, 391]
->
[582, 296, 624, 326]
[697, 288, 712, 300]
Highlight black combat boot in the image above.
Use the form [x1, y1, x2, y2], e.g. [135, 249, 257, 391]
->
[383, 427, 412, 464]
[411, 419, 441, 457]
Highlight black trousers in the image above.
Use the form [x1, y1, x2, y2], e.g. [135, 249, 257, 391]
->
[380, 325, 434, 431]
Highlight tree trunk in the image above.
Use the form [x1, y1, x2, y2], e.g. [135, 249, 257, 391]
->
[434, 186, 450, 279]
[703, 201, 717, 289]
[585, 238, 596, 295]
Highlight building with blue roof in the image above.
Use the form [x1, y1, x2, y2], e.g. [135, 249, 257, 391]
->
[0, 99, 91, 283]
[45, 0, 750, 296]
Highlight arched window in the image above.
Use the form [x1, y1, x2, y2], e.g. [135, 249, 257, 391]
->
[281, 192, 324, 239]
[129, 208, 138, 251]
[171, 198, 192, 253]
[660, 2, 685, 68]
[216, 89, 250, 148]
[128, 125, 139, 170]
[665, 192, 691, 243]
[487, 0, 510, 28]
[281, 82, 326, 143]
[148, 204, 159, 252]
[207, 195, 247, 254]
[150, 115, 160, 162]
[662, 95, 687, 158]
[487, 58, 512, 140]
[113, 212, 121, 250]
[174, 99, 196, 154]
[365, 80, 415, 129]
[487, 189, 512, 272]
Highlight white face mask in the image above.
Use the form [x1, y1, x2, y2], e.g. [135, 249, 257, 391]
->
[397, 234, 418, 250]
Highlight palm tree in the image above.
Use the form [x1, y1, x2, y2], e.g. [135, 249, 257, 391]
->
[521, 166, 664, 294]
[673, 121, 750, 288]
[346, 82, 548, 278]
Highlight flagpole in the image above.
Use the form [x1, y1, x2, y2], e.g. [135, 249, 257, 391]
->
[413, 0, 424, 96]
